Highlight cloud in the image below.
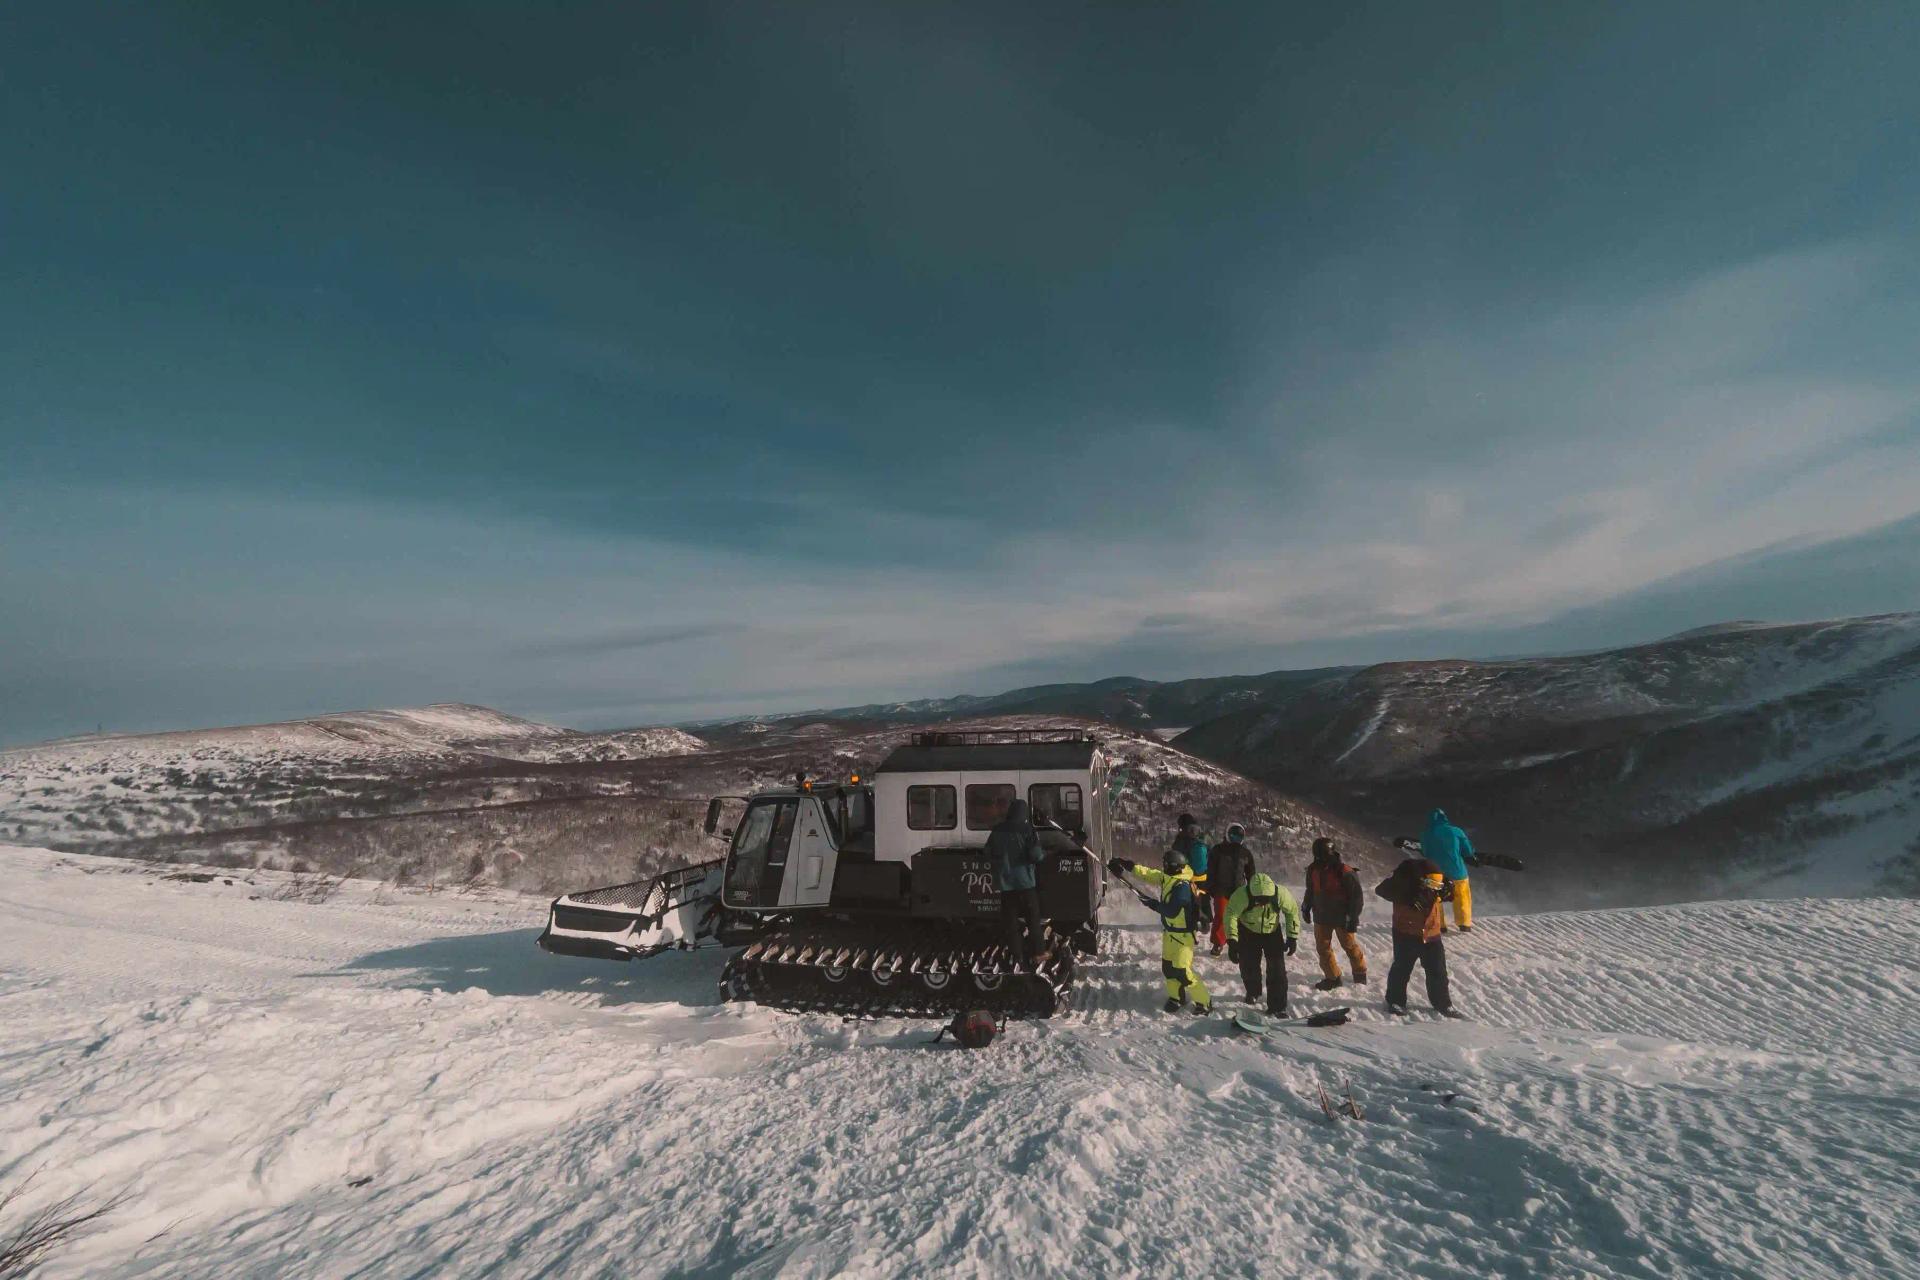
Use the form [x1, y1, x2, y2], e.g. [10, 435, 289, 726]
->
[5, 242, 1917, 746]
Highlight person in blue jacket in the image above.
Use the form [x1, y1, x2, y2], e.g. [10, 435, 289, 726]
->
[986, 798, 1047, 966]
[1419, 808, 1477, 932]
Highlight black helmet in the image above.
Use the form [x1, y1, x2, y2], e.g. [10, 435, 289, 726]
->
[1312, 836, 1338, 860]
[1177, 812, 1196, 829]
[1162, 848, 1187, 874]
[1227, 823, 1245, 842]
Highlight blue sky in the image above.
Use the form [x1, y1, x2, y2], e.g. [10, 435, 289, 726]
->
[4, 2, 1919, 744]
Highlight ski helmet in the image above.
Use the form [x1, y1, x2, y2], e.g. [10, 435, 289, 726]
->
[1227, 823, 1245, 842]
[1312, 836, 1338, 860]
[1162, 848, 1188, 874]
[1177, 812, 1196, 829]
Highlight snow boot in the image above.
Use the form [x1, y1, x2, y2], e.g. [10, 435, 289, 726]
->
[1209, 943, 1224, 957]
[1457, 926, 1472, 934]
[1266, 1004, 1289, 1019]
[1164, 998, 1183, 1013]
[1314, 976, 1344, 991]
[1353, 972, 1370, 984]
[1192, 1003, 1213, 1017]
[1438, 1008, 1466, 1019]
[1386, 1001, 1409, 1016]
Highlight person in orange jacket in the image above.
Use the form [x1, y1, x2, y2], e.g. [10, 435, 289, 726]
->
[1374, 858, 1460, 1017]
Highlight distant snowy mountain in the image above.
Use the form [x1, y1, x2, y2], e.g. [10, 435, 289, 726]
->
[1177, 612, 1920, 903]
[3, 842, 1912, 1278]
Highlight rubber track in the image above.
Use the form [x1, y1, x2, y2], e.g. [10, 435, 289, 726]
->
[719, 924, 1078, 1019]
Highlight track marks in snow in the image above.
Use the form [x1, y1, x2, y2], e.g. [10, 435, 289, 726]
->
[5, 846, 1919, 1278]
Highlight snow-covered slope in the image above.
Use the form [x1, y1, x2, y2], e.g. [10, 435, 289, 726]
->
[0, 704, 709, 857]
[1, 845, 1913, 1278]
[472, 725, 709, 764]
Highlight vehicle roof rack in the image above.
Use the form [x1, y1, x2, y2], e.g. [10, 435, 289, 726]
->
[909, 728, 1098, 747]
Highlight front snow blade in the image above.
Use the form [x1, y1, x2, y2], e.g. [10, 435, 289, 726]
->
[538, 859, 725, 963]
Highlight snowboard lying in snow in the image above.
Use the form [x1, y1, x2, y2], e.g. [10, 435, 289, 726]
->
[1232, 1007, 1352, 1034]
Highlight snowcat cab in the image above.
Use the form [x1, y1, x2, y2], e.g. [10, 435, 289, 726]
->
[537, 729, 1112, 1017]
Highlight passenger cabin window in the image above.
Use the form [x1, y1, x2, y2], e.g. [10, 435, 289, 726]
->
[965, 783, 1016, 830]
[1028, 783, 1084, 831]
[906, 785, 957, 831]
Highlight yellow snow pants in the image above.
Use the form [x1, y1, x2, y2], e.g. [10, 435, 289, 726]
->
[1162, 931, 1211, 1009]
[1449, 879, 1472, 929]
[1313, 921, 1368, 981]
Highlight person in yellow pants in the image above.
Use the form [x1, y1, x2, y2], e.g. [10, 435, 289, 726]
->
[1108, 848, 1212, 1016]
[1449, 877, 1472, 931]
[1301, 837, 1368, 989]
[1416, 808, 1477, 933]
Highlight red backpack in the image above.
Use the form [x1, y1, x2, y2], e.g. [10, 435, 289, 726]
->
[934, 1009, 1002, 1049]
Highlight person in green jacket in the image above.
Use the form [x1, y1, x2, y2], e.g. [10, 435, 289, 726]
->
[1224, 871, 1302, 1017]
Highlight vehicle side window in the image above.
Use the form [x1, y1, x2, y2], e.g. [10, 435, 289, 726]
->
[1028, 783, 1083, 830]
[906, 785, 957, 831]
[965, 783, 1016, 830]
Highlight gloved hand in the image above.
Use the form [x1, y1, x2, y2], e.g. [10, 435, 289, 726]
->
[1106, 857, 1130, 878]
[1301, 904, 1313, 924]
[1284, 935, 1298, 956]
[1226, 940, 1240, 963]
[1344, 918, 1360, 934]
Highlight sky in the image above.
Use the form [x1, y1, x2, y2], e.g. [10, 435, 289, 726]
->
[4, 2, 1920, 745]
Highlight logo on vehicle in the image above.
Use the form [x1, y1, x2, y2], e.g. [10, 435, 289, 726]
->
[961, 871, 994, 896]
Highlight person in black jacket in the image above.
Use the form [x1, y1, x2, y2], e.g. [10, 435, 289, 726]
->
[1206, 823, 1255, 955]
[1301, 837, 1368, 990]
[985, 798, 1046, 968]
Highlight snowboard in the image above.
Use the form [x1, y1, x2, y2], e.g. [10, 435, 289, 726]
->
[1391, 837, 1523, 872]
[1233, 1007, 1351, 1034]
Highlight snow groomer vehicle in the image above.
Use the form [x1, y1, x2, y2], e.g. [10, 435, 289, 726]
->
[539, 728, 1112, 1016]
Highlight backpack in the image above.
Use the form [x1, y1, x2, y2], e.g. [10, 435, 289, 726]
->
[934, 1009, 1002, 1049]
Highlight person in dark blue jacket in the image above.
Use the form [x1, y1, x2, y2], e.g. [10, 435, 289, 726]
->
[1419, 808, 1477, 932]
[986, 798, 1047, 966]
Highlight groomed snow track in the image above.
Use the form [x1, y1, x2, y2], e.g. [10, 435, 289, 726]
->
[3, 845, 1916, 1279]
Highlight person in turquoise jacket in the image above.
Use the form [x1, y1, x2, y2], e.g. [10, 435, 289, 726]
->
[1420, 808, 1477, 932]
[1172, 813, 1211, 934]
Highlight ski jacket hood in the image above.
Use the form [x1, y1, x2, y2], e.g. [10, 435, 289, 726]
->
[1225, 872, 1300, 941]
[985, 801, 1042, 892]
[1421, 809, 1474, 881]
